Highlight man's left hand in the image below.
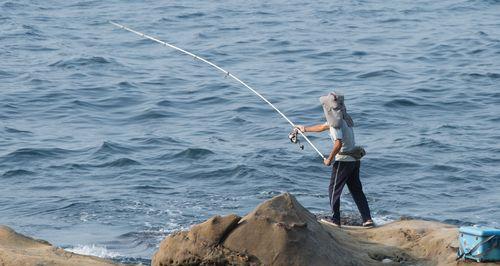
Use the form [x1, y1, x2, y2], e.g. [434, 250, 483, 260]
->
[323, 158, 332, 166]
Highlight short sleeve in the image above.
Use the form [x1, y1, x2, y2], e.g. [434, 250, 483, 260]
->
[332, 127, 343, 140]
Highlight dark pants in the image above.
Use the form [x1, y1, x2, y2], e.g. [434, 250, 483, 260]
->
[329, 160, 372, 222]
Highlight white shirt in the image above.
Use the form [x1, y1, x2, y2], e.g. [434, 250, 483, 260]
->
[327, 120, 356, 162]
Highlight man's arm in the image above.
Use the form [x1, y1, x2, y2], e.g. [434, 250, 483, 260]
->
[325, 139, 342, 166]
[298, 124, 329, 133]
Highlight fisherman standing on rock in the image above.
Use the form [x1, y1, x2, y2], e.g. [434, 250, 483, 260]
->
[296, 92, 374, 227]
[110, 22, 375, 227]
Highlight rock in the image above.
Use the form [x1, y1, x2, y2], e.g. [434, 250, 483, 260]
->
[152, 193, 498, 266]
[151, 214, 259, 266]
[152, 193, 378, 266]
[222, 193, 366, 266]
[353, 220, 499, 266]
[0, 225, 121, 266]
[335, 219, 500, 266]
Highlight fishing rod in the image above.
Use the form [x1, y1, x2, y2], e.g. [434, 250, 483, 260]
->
[109, 21, 325, 160]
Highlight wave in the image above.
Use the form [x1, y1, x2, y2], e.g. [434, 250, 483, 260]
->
[72, 96, 139, 111]
[189, 164, 259, 181]
[250, 20, 283, 27]
[468, 48, 485, 55]
[2, 2, 27, 9]
[194, 96, 227, 104]
[132, 185, 173, 192]
[119, 228, 171, 246]
[268, 48, 315, 55]
[218, 26, 242, 31]
[430, 164, 461, 172]
[489, 116, 500, 122]
[130, 109, 178, 121]
[72, 100, 103, 110]
[0, 70, 15, 78]
[96, 158, 141, 168]
[410, 87, 448, 93]
[49, 56, 119, 69]
[2, 169, 35, 178]
[18, 45, 57, 52]
[117, 81, 137, 89]
[28, 78, 52, 85]
[173, 148, 214, 159]
[234, 106, 269, 114]
[438, 124, 460, 129]
[176, 12, 205, 19]
[208, 136, 227, 143]
[65, 244, 120, 259]
[0, 147, 74, 162]
[383, 99, 419, 107]
[407, 138, 452, 151]
[153, 99, 172, 107]
[355, 37, 384, 45]
[15, 24, 45, 40]
[351, 51, 368, 56]
[94, 141, 134, 155]
[378, 18, 422, 23]
[462, 72, 500, 79]
[4, 127, 32, 134]
[218, 116, 248, 125]
[130, 136, 183, 145]
[357, 69, 403, 79]
[27, 202, 84, 216]
[49, 158, 142, 171]
[265, 38, 291, 47]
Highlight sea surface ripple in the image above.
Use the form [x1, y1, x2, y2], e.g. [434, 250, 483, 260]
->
[1, 0, 499, 264]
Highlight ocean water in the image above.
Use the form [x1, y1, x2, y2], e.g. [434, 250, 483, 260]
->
[1, 0, 499, 264]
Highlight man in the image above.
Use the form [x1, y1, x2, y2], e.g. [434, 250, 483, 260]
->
[296, 92, 373, 227]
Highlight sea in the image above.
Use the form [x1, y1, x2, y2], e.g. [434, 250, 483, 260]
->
[1, 0, 499, 264]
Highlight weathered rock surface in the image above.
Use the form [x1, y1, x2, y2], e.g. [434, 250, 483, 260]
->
[347, 220, 500, 266]
[222, 193, 369, 265]
[0, 225, 121, 266]
[152, 193, 384, 266]
[151, 214, 259, 265]
[152, 193, 498, 266]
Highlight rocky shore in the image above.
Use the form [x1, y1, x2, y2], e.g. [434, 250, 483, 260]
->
[1, 193, 498, 266]
[151, 193, 497, 266]
[0, 225, 122, 266]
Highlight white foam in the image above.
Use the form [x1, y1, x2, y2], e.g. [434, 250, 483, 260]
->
[65, 244, 120, 258]
[373, 215, 394, 225]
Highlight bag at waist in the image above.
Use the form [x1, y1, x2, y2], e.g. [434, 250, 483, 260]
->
[338, 146, 366, 160]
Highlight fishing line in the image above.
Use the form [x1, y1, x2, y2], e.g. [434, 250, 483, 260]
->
[109, 21, 325, 160]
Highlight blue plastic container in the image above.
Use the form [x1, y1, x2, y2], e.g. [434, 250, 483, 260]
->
[458, 226, 500, 262]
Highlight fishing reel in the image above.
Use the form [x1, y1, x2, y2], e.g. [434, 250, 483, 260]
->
[288, 128, 304, 150]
